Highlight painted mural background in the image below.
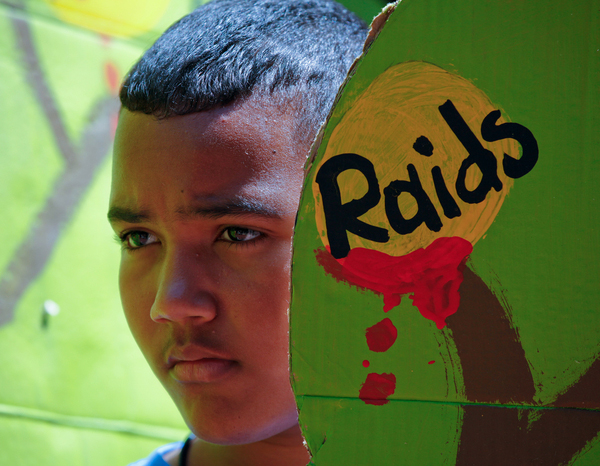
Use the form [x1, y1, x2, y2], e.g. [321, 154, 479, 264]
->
[0, 2, 198, 464]
[0, 1, 388, 464]
[291, 1, 600, 465]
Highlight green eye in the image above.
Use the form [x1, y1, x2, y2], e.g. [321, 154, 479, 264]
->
[123, 231, 158, 249]
[221, 227, 262, 242]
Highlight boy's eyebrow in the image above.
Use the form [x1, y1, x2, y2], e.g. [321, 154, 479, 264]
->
[107, 207, 151, 224]
[107, 200, 282, 224]
[177, 200, 282, 220]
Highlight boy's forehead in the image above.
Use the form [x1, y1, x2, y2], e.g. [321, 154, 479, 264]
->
[115, 97, 304, 163]
[110, 101, 308, 218]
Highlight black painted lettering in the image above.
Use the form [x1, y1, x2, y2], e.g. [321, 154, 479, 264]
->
[480, 110, 539, 179]
[413, 135, 434, 157]
[432, 166, 462, 219]
[315, 153, 389, 259]
[438, 100, 503, 204]
[384, 164, 443, 235]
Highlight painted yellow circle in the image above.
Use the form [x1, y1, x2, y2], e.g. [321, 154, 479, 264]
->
[313, 61, 518, 257]
[44, 0, 172, 37]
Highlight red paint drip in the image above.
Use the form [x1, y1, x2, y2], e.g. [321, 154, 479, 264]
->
[359, 372, 396, 406]
[428, 360, 436, 364]
[316, 237, 472, 329]
[104, 61, 120, 95]
[362, 360, 370, 368]
[366, 318, 398, 352]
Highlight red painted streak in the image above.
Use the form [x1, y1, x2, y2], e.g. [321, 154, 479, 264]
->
[315, 247, 378, 295]
[359, 372, 397, 405]
[315, 237, 472, 329]
[104, 61, 120, 95]
[366, 318, 398, 352]
[428, 360, 436, 364]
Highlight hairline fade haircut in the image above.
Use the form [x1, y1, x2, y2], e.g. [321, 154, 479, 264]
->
[119, 0, 368, 144]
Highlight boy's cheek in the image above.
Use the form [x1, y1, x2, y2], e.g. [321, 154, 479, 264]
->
[216, 239, 294, 289]
[119, 266, 161, 351]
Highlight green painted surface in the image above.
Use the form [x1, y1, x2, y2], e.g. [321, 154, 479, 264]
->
[337, 0, 388, 23]
[291, 0, 600, 464]
[297, 397, 462, 466]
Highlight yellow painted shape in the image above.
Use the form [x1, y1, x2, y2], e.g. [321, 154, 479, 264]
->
[313, 61, 518, 257]
[44, 0, 171, 37]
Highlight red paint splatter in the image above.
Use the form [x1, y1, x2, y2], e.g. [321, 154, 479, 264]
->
[428, 360, 436, 364]
[362, 360, 370, 368]
[104, 61, 120, 95]
[366, 317, 398, 352]
[359, 372, 396, 405]
[100, 33, 112, 47]
[315, 247, 377, 295]
[315, 237, 472, 329]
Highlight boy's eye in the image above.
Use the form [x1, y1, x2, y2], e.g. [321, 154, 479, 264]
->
[220, 227, 262, 243]
[121, 231, 159, 250]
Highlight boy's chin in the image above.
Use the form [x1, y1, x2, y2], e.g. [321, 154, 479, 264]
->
[188, 415, 301, 446]
[178, 397, 302, 446]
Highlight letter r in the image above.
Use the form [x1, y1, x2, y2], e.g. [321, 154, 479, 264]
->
[315, 153, 389, 259]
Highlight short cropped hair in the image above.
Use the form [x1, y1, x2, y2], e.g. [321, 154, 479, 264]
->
[120, 0, 367, 143]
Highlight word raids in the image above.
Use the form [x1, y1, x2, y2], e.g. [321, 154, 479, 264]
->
[316, 100, 538, 259]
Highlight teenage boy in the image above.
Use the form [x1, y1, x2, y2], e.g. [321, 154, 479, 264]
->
[108, 1, 367, 465]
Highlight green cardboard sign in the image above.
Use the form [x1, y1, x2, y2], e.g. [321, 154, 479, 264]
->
[291, 1, 600, 464]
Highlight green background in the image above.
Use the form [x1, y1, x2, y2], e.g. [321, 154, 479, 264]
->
[0, 1, 387, 465]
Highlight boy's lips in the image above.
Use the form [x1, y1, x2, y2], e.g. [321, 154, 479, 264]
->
[170, 358, 238, 383]
[166, 347, 238, 383]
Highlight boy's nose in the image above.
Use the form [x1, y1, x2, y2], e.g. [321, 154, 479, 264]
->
[150, 249, 218, 323]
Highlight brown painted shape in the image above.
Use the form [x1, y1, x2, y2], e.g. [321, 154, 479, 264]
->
[457, 404, 600, 466]
[553, 357, 600, 410]
[450, 267, 600, 464]
[446, 267, 536, 404]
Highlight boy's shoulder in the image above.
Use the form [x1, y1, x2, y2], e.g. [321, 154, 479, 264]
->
[128, 441, 184, 466]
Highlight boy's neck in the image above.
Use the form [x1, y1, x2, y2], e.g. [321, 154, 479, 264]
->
[177, 426, 310, 466]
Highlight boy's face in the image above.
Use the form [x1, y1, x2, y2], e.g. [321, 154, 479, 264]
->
[109, 98, 308, 445]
